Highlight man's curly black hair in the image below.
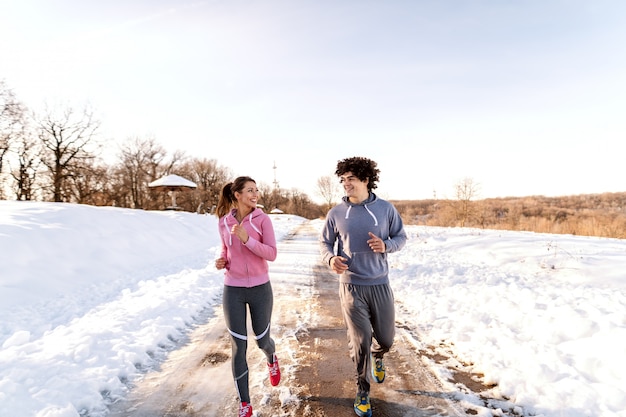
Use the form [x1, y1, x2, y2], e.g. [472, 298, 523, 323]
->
[335, 156, 380, 192]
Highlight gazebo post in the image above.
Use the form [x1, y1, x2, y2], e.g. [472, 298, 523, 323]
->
[170, 190, 177, 208]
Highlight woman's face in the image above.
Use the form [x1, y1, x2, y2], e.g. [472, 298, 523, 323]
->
[234, 181, 259, 211]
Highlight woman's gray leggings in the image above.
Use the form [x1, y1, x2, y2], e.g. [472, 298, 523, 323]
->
[223, 281, 276, 403]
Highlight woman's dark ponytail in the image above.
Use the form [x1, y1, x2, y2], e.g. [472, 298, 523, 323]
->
[215, 182, 235, 218]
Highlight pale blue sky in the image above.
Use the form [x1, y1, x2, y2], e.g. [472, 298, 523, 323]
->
[2, 0, 625, 201]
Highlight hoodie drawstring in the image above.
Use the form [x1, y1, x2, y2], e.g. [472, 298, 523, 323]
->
[364, 204, 379, 226]
[248, 212, 262, 236]
[225, 211, 262, 246]
[344, 204, 378, 226]
[223, 217, 232, 246]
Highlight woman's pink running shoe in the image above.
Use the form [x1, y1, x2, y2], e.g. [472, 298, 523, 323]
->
[267, 353, 281, 386]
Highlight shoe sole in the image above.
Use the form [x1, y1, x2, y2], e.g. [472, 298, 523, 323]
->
[354, 406, 372, 417]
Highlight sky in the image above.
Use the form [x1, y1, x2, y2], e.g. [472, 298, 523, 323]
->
[1, 1, 626, 201]
[1, 201, 625, 417]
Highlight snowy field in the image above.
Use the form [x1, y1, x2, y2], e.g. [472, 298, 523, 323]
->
[1, 201, 624, 417]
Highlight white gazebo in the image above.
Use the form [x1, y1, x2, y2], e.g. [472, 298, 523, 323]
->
[148, 174, 197, 210]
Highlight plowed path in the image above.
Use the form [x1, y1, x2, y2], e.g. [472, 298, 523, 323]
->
[109, 221, 497, 417]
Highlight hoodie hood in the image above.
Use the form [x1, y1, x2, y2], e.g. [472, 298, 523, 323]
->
[223, 208, 264, 246]
[342, 193, 379, 227]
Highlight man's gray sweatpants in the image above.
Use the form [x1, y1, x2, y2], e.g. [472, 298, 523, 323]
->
[339, 282, 395, 395]
[223, 281, 276, 403]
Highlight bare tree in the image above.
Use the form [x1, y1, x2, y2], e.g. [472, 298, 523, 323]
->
[115, 137, 166, 208]
[284, 188, 318, 218]
[177, 158, 232, 213]
[115, 136, 186, 209]
[1, 80, 27, 197]
[10, 130, 42, 200]
[316, 175, 341, 213]
[66, 161, 111, 205]
[37, 104, 101, 202]
[453, 177, 481, 227]
[257, 182, 279, 212]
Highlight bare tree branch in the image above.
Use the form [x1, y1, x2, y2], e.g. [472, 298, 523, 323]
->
[36, 103, 101, 202]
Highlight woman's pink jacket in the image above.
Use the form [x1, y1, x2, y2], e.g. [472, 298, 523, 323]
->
[218, 208, 277, 288]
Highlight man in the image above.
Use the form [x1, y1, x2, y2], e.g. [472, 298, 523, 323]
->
[319, 156, 407, 417]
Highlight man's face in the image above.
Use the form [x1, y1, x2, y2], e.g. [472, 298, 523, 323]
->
[339, 171, 368, 199]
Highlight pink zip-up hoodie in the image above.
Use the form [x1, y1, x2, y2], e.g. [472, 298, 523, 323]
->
[218, 207, 277, 288]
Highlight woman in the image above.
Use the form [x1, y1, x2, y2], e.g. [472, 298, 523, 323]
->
[214, 176, 281, 417]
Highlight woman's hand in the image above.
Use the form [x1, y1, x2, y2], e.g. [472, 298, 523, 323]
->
[215, 257, 227, 270]
[231, 224, 249, 244]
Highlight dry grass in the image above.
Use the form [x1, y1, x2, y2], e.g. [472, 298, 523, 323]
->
[392, 192, 626, 239]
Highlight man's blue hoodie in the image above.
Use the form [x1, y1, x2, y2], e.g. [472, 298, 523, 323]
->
[320, 193, 407, 285]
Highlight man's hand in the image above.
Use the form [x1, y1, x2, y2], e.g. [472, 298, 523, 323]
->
[330, 256, 348, 274]
[367, 232, 386, 253]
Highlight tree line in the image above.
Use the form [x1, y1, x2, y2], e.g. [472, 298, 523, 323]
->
[4, 81, 624, 239]
[0, 80, 329, 218]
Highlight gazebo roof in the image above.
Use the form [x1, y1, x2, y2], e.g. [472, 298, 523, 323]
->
[148, 174, 197, 189]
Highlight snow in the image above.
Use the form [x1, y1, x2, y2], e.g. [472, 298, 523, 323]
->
[1, 201, 625, 417]
[147, 174, 197, 188]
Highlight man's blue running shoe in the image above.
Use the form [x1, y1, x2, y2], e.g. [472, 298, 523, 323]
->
[353, 393, 372, 417]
